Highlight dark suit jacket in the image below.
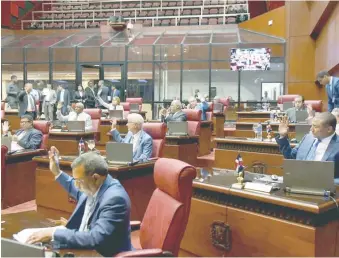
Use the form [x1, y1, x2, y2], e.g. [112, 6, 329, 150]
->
[275, 133, 339, 179]
[74, 91, 87, 103]
[15, 128, 43, 149]
[326, 76, 339, 112]
[6, 83, 19, 108]
[56, 90, 71, 107]
[17, 91, 38, 117]
[164, 111, 187, 123]
[54, 173, 132, 256]
[112, 89, 120, 98]
[85, 87, 97, 108]
[97, 86, 109, 104]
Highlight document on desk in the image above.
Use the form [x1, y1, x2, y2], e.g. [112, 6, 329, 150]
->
[13, 226, 66, 243]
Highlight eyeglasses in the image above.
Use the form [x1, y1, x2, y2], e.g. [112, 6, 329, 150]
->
[20, 120, 30, 124]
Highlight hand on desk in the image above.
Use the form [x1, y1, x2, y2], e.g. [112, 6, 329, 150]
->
[2, 121, 10, 134]
[49, 146, 61, 176]
[25, 227, 54, 245]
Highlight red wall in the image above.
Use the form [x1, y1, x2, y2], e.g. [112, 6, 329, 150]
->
[1, 1, 12, 28]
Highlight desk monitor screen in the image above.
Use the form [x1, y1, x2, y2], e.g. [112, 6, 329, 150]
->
[283, 102, 293, 111]
[213, 103, 223, 113]
[106, 142, 133, 164]
[167, 121, 188, 136]
[109, 110, 123, 119]
[295, 110, 309, 123]
[66, 121, 85, 132]
[295, 124, 311, 142]
[283, 160, 335, 193]
[130, 104, 139, 113]
[1, 136, 11, 151]
[1, 238, 45, 257]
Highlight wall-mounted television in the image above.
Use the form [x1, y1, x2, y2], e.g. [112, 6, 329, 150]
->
[230, 48, 271, 71]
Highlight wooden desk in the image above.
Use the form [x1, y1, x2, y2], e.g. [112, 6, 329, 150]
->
[214, 137, 296, 176]
[237, 111, 271, 122]
[99, 118, 127, 144]
[198, 121, 212, 156]
[2, 149, 47, 209]
[33, 156, 155, 221]
[1, 211, 100, 257]
[212, 113, 225, 138]
[48, 131, 95, 155]
[163, 135, 198, 166]
[181, 172, 339, 257]
[4, 110, 20, 131]
[234, 122, 296, 138]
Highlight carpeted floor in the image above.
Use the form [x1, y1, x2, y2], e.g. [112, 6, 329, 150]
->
[1, 200, 37, 215]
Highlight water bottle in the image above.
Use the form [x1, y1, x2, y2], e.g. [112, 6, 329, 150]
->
[78, 138, 85, 156]
[257, 123, 263, 140]
[270, 112, 274, 122]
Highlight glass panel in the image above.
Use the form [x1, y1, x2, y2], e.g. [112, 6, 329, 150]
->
[183, 45, 209, 60]
[81, 66, 100, 87]
[53, 63, 76, 94]
[261, 82, 283, 101]
[240, 29, 285, 44]
[239, 70, 284, 102]
[26, 48, 49, 63]
[128, 45, 153, 61]
[154, 62, 181, 102]
[182, 62, 209, 101]
[53, 48, 76, 63]
[211, 62, 238, 101]
[1, 64, 24, 104]
[184, 36, 210, 44]
[212, 33, 238, 43]
[78, 47, 100, 62]
[154, 45, 181, 61]
[103, 65, 123, 98]
[27, 64, 50, 83]
[1, 48, 24, 63]
[127, 62, 153, 101]
[103, 46, 125, 62]
[211, 45, 237, 60]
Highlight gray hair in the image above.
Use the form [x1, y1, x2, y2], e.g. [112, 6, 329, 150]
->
[171, 99, 182, 107]
[75, 102, 84, 109]
[71, 152, 108, 176]
[332, 108, 339, 118]
[314, 112, 337, 131]
[127, 113, 144, 125]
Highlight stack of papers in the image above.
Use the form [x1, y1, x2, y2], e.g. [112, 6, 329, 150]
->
[13, 226, 66, 244]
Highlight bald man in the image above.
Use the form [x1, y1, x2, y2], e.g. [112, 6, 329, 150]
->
[56, 102, 92, 131]
[161, 100, 187, 123]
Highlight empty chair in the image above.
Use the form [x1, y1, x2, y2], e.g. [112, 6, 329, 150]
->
[152, 2, 160, 7]
[210, 8, 218, 14]
[148, 10, 156, 17]
[112, 3, 120, 8]
[104, 3, 113, 8]
[139, 11, 147, 17]
[165, 10, 174, 16]
[190, 18, 199, 25]
[201, 17, 208, 25]
[158, 10, 165, 16]
[144, 2, 152, 7]
[84, 109, 102, 142]
[154, 19, 162, 26]
[194, 1, 203, 5]
[74, 13, 81, 18]
[162, 2, 169, 7]
[122, 11, 131, 17]
[97, 13, 105, 18]
[184, 1, 194, 6]
[142, 123, 167, 159]
[169, 1, 177, 7]
[209, 18, 218, 25]
[192, 9, 201, 15]
[183, 9, 192, 15]
[227, 16, 236, 24]
[170, 19, 176, 26]
[161, 19, 169, 26]
[64, 13, 72, 19]
[143, 20, 152, 27]
[128, 3, 136, 8]
[210, 0, 220, 5]
[203, 8, 209, 15]
[33, 121, 50, 150]
[218, 17, 224, 24]
[180, 18, 190, 26]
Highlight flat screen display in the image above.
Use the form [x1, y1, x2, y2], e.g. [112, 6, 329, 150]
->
[230, 48, 271, 71]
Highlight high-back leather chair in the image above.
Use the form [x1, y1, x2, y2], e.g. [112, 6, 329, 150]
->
[304, 100, 323, 112]
[277, 94, 299, 104]
[1, 101, 5, 110]
[206, 102, 214, 121]
[84, 109, 102, 142]
[142, 122, 166, 158]
[126, 98, 143, 111]
[33, 121, 50, 150]
[1, 145, 8, 208]
[182, 109, 202, 136]
[121, 102, 131, 118]
[115, 158, 196, 257]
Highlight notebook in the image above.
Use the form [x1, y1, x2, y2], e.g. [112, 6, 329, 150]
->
[167, 122, 188, 136]
[106, 142, 133, 165]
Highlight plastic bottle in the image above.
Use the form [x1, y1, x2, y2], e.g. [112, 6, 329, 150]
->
[257, 123, 263, 140]
[78, 138, 85, 156]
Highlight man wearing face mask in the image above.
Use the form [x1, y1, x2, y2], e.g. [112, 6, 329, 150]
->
[25, 147, 132, 256]
[56, 102, 92, 131]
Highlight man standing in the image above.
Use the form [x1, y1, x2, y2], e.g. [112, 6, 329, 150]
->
[160, 100, 187, 123]
[56, 102, 92, 131]
[56, 85, 71, 115]
[85, 80, 97, 108]
[6, 75, 19, 109]
[17, 83, 38, 119]
[97, 80, 110, 109]
[111, 86, 120, 98]
[43, 84, 57, 122]
[317, 71, 339, 112]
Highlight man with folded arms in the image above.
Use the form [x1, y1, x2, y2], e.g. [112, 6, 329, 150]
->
[110, 113, 152, 162]
[56, 102, 92, 131]
[2, 115, 42, 150]
[26, 147, 132, 256]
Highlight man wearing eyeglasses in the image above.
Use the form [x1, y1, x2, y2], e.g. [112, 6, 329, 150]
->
[2, 114, 42, 150]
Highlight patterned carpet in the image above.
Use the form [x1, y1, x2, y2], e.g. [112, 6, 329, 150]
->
[1, 200, 37, 215]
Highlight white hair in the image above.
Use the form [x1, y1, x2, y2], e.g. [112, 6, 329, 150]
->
[127, 113, 144, 125]
[171, 99, 182, 107]
[75, 102, 84, 109]
[188, 97, 196, 102]
[332, 108, 339, 118]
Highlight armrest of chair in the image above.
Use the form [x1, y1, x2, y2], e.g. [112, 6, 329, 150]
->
[115, 249, 173, 257]
[130, 220, 141, 230]
[149, 157, 159, 161]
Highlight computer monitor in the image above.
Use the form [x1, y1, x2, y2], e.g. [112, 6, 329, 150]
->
[1, 238, 45, 257]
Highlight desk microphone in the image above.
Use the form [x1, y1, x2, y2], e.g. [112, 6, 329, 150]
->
[285, 187, 332, 197]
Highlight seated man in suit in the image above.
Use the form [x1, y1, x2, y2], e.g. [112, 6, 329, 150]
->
[26, 147, 132, 256]
[160, 100, 187, 123]
[186, 96, 209, 121]
[332, 108, 339, 134]
[110, 113, 152, 162]
[285, 95, 314, 122]
[276, 112, 339, 179]
[212, 96, 225, 113]
[56, 102, 92, 131]
[2, 114, 42, 150]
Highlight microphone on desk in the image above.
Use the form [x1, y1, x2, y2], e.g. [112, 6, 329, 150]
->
[284, 187, 333, 197]
[7, 150, 18, 155]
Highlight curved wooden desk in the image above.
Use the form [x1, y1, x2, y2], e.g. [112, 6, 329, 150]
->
[234, 122, 296, 138]
[237, 111, 271, 122]
[181, 172, 339, 257]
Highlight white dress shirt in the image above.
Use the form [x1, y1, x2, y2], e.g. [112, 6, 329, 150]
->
[131, 130, 141, 153]
[26, 93, 35, 112]
[314, 132, 335, 161]
[78, 187, 101, 232]
[11, 131, 26, 151]
[97, 96, 124, 111]
[336, 124, 339, 135]
[60, 89, 65, 103]
[56, 110, 93, 131]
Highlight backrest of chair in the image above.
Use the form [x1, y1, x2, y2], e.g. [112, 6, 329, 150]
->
[121, 102, 130, 111]
[33, 121, 50, 150]
[139, 158, 196, 256]
[126, 98, 143, 111]
[304, 100, 323, 112]
[142, 122, 166, 158]
[1, 110, 4, 120]
[277, 94, 299, 104]
[1, 102, 5, 110]
[206, 102, 213, 121]
[182, 109, 201, 136]
[220, 97, 230, 107]
[1, 145, 8, 201]
[84, 109, 102, 132]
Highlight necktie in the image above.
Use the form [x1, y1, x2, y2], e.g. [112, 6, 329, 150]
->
[28, 94, 35, 111]
[75, 114, 79, 121]
[79, 197, 95, 232]
[306, 139, 321, 161]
